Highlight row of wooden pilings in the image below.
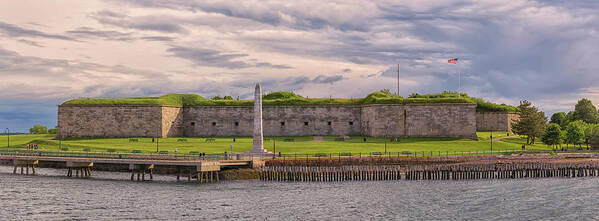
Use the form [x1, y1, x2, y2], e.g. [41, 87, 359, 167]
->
[404, 163, 599, 180]
[67, 167, 92, 178]
[260, 162, 599, 181]
[260, 165, 402, 181]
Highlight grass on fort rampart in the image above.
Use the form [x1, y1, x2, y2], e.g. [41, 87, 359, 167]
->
[62, 91, 517, 112]
[0, 132, 550, 154]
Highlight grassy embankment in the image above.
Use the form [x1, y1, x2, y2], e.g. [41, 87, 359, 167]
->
[61, 91, 516, 112]
[0, 132, 550, 154]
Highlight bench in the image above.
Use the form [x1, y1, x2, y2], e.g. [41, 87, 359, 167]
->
[284, 138, 295, 142]
[371, 152, 382, 155]
[264, 138, 271, 141]
[82, 148, 90, 152]
[107, 149, 116, 153]
[335, 138, 345, 141]
[60, 147, 68, 151]
[132, 150, 142, 153]
[315, 153, 327, 157]
[340, 152, 352, 156]
[128, 139, 139, 142]
[205, 138, 216, 142]
[177, 139, 187, 142]
[401, 151, 412, 155]
[159, 151, 169, 154]
[189, 151, 199, 155]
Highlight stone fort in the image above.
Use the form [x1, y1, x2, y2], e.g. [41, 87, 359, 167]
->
[57, 91, 518, 140]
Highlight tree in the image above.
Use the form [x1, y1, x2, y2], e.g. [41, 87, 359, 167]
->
[572, 98, 599, 124]
[223, 95, 233, 100]
[583, 124, 599, 149]
[511, 100, 547, 144]
[48, 127, 58, 134]
[565, 120, 585, 149]
[29, 124, 48, 134]
[566, 111, 575, 124]
[550, 112, 567, 128]
[541, 123, 562, 149]
[211, 96, 223, 100]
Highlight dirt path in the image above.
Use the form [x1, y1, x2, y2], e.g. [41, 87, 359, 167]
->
[491, 135, 519, 142]
[310, 136, 324, 142]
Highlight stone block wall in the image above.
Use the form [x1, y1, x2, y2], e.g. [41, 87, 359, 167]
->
[361, 103, 477, 139]
[182, 106, 361, 137]
[58, 105, 162, 138]
[162, 106, 184, 137]
[476, 112, 519, 132]
[59, 103, 481, 139]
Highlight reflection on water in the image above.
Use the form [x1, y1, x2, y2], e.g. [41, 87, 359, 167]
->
[1, 166, 598, 220]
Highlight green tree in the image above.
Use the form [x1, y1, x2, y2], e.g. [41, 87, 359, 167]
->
[48, 127, 58, 134]
[583, 124, 599, 149]
[572, 98, 599, 124]
[566, 111, 575, 124]
[565, 120, 585, 148]
[211, 96, 223, 100]
[550, 112, 567, 128]
[223, 95, 233, 100]
[29, 124, 48, 134]
[541, 123, 562, 149]
[511, 100, 547, 144]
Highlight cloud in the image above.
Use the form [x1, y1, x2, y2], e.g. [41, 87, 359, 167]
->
[312, 75, 344, 84]
[65, 27, 134, 41]
[167, 46, 292, 69]
[255, 62, 292, 69]
[91, 10, 188, 33]
[167, 46, 251, 69]
[0, 22, 73, 40]
[140, 36, 175, 42]
[0, 47, 168, 99]
[107, 0, 378, 31]
[17, 39, 43, 47]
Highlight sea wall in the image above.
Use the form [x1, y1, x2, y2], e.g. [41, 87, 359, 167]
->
[476, 112, 519, 132]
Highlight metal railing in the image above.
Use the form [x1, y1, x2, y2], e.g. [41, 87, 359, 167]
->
[0, 149, 234, 161]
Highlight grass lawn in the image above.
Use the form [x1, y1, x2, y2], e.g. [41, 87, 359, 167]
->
[0, 132, 553, 154]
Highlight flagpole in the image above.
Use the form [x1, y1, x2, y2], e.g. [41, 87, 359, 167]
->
[456, 68, 462, 98]
[397, 64, 400, 97]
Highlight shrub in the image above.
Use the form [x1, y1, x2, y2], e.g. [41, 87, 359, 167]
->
[263, 91, 303, 100]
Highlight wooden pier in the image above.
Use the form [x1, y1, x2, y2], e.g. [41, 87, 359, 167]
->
[1, 153, 264, 182]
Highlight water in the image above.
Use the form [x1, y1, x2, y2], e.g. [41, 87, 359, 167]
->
[1, 166, 599, 220]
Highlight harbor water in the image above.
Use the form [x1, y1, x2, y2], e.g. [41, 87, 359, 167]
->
[1, 166, 598, 220]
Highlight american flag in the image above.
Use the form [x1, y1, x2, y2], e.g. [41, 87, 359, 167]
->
[448, 58, 458, 64]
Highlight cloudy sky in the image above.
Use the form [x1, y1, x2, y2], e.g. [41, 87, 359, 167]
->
[1, 0, 598, 132]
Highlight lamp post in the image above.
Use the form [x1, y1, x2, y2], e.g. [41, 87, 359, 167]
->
[57, 126, 61, 150]
[490, 131, 493, 153]
[6, 128, 9, 150]
[384, 120, 390, 154]
[156, 127, 160, 153]
[273, 136, 276, 159]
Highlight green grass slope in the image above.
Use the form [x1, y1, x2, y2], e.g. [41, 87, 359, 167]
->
[1, 133, 551, 154]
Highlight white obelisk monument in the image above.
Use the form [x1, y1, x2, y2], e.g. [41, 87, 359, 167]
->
[251, 83, 266, 153]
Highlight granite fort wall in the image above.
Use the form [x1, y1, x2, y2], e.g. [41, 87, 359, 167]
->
[59, 103, 480, 139]
[58, 105, 163, 138]
[361, 103, 477, 139]
[183, 106, 361, 137]
[476, 112, 519, 132]
[162, 106, 184, 137]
